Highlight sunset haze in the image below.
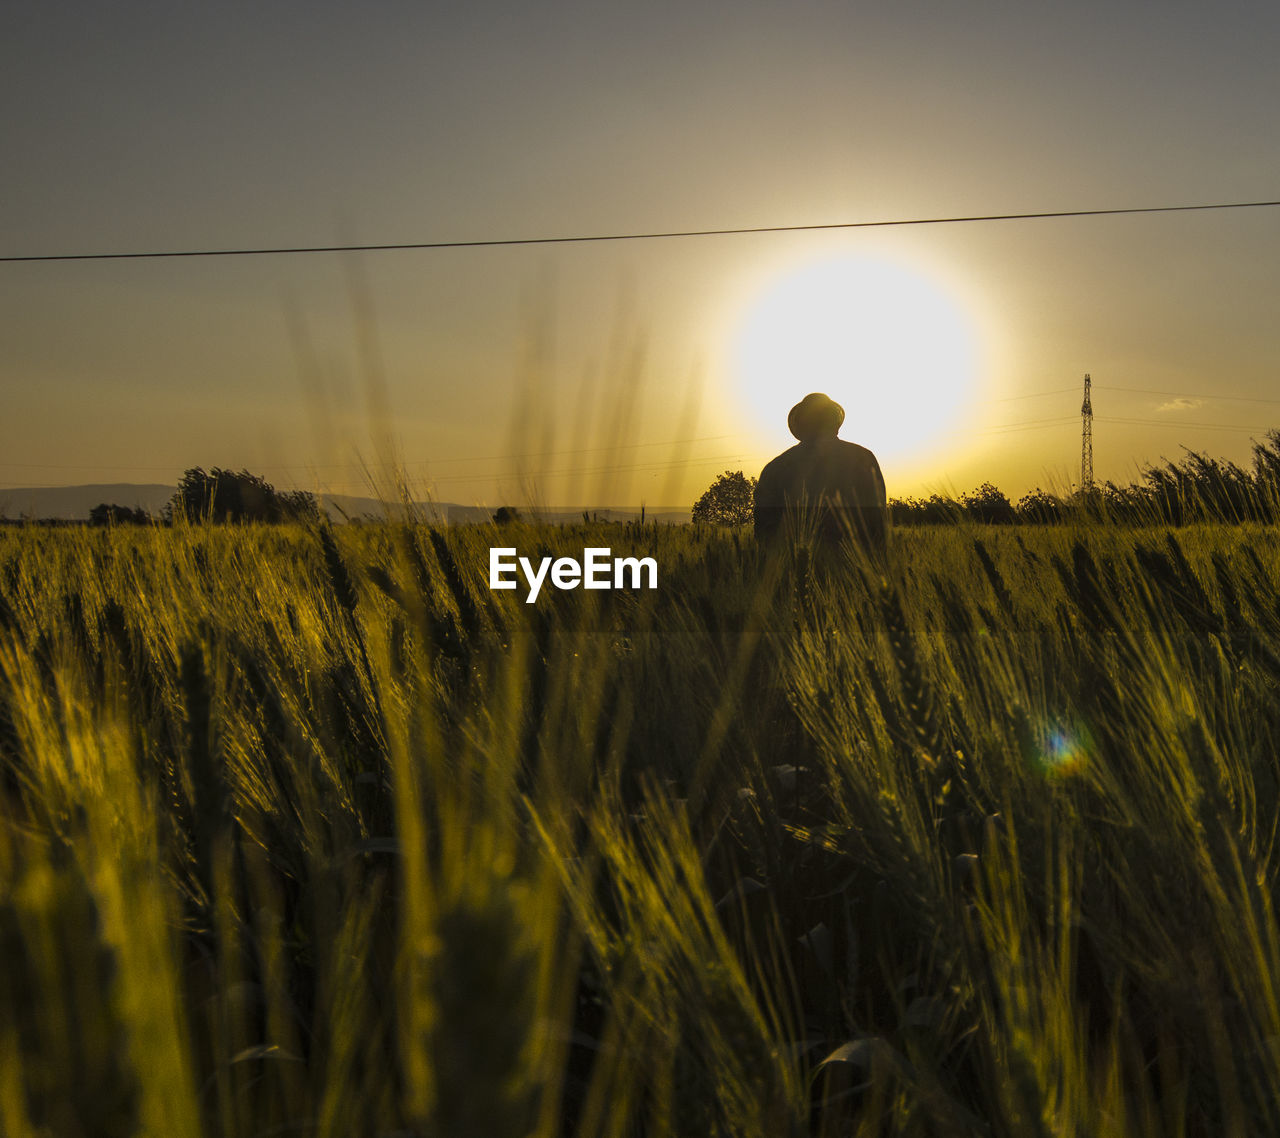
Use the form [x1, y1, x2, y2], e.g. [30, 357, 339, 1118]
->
[3, 1, 1278, 512]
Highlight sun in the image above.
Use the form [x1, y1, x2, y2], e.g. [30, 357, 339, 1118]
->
[731, 253, 983, 465]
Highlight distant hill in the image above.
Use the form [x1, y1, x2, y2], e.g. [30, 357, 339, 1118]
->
[0, 484, 689, 524]
[0, 483, 448, 523]
[0, 484, 175, 520]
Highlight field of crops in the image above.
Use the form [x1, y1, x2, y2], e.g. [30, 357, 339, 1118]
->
[3, 517, 1280, 1136]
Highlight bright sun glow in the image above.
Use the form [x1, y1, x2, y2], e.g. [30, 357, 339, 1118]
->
[733, 255, 982, 464]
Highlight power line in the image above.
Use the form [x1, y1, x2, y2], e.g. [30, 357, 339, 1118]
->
[0, 417, 1102, 484]
[393, 433, 741, 467]
[3, 393, 1274, 489]
[991, 387, 1079, 402]
[0, 432, 744, 474]
[431, 451, 756, 486]
[222, 451, 761, 496]
[0, 396, 1140, 478]
[990, 384, 1280, 407]
[1099, 385, 1280, 407]
[5, 405, 1263, 484]
[0, 449, 758, 492]
[1098, 415, 1268, 433]
[979, 415, 1079, 434]
[4, 198, 1279, 263]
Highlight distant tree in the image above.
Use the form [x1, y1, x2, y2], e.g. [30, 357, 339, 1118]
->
[89, 503, 150, 526]
[961, 482, 1016, 525]
[1016, 487, 1065, 524]
[1253, 430, 1280, 522]
[493, 506, 521, 524]
[279, 488, 323, 523]
[691, 470, 757, 526]
[167, 467, 320, 523]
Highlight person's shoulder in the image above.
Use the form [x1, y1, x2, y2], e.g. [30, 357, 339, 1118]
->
[833, 438, 875, 455]
[832, 439, 880, 465]
[759, 444, 804, 477]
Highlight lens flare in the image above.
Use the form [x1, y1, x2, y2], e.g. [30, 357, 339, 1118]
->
[1034, 720, 1091, 777]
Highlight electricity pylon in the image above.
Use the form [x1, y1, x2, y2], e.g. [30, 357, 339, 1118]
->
[1081, 373, 1093, 492]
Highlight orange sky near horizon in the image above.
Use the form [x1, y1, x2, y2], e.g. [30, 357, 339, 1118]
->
[3, 1, 1278, 510]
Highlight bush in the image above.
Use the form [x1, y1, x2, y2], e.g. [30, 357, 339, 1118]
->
[961, 481, 1016, 525]
[89, 503, 150, 526]
[167, 467, 320, 524]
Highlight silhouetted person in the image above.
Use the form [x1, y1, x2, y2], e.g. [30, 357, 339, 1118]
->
[754, 393, 887, 552]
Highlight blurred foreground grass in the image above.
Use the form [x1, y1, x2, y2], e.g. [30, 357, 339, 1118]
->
[2, 517, 1280, 1136]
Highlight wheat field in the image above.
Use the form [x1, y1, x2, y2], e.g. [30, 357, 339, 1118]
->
[2, 516, 1280, 1136]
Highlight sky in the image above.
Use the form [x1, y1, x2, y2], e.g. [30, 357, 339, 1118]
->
[3, 0, 1278, 510]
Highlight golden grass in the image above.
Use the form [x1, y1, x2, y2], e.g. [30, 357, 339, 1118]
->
[2, 517, 1280, 1135]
